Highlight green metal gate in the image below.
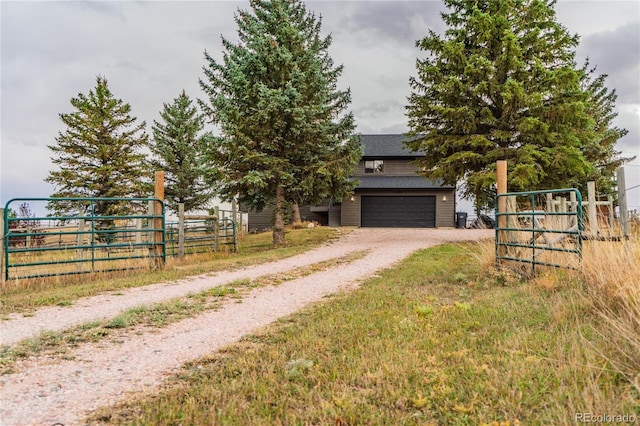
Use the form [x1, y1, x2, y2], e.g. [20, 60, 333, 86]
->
[2, 197, 165, 281]
[495, 188, 583, 274]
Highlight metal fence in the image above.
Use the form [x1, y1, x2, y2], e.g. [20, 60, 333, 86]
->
[495, 188, 583, 274]
[1, 198, 240, 282]
[1, 197, 165, 281]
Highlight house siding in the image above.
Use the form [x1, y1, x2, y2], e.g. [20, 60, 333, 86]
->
[355, 159, 420, 176]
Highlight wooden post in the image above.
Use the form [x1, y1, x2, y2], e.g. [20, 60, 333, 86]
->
[178, 203, 185, 259]
[587, 181, 598, 236]
[559, 197, 567, 230]
[0, 208, 5, 285]
[77, 218, 85, 270]
[617, 167, 630, 239]
[496, 160, 507, 257]
[154, 171, 165, 267]
[569, 191, 577, 227]
[213, 206, 220, 251]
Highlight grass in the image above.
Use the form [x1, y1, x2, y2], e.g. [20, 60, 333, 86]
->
[0, 227, 343, 315]
[0, 250, 368, 374]
[87, 242, 639, 425]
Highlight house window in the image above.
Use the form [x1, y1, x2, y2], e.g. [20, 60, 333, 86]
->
[365, 160, 384, 173]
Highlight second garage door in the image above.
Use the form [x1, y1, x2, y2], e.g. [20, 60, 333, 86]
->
[361, 195, 436, 228]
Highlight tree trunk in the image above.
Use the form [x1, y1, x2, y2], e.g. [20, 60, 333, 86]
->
[273, 184, 286, 246]
[291, 202, 302, 225]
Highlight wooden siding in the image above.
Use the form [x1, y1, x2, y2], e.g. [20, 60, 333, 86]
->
[354, 159, 420, 176]
[248, 209, 273, 232]
[341, 196, 361, 227]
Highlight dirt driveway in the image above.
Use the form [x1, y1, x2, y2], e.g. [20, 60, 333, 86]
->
[0, 228, 492, 426]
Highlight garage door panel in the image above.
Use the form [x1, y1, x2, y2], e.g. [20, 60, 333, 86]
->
[361, 196, 435, 228]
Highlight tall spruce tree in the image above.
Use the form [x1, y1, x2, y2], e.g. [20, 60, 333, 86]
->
[150, 90, 213, 214]
[580, 61, 633, 196]
[46, 76, 150, 219]
[406, 0, 597, 213]
[200, 0, 360, 246]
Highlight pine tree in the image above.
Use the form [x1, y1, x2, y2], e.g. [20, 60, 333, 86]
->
[46, 76, 150, 221]
[150, 90, 213, 214]
[406, 0, 596, 211]
[200, 0, 360, 246]
[580, 61, 633, 196]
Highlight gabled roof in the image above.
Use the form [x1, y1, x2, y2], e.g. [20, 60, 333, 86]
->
[360, 134, 423, 158]
[354, 175, 454, 190]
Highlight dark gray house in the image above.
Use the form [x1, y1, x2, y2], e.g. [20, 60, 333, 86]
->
[247, 134, 456, 231]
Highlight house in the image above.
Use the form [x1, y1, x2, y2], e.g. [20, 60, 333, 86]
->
[246, 134, 456, 231]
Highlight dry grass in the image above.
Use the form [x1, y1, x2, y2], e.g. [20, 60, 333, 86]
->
[497, 221, 640, 402]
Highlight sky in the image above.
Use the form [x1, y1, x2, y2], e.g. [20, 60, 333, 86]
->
[1, 0, 639, 217]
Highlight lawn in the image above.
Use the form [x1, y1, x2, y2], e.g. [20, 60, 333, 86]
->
[89, 242, 639, 425]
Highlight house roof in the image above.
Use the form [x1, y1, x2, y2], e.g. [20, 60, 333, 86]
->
[360, 134, 423, 158]
[354, 175, 454, 190]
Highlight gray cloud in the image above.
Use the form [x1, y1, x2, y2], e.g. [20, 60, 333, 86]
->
[579, 21, 640, 104]
[337, 1, 445, 45]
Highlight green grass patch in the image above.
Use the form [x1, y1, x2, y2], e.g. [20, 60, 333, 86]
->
[0, 249, 367, 374]
[89, 243, 639, 425]
[0, 227, 341, 315]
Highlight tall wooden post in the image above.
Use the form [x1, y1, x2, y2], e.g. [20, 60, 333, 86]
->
[154, 171, 165, 267]
[213, 206, 220, 251]
[497, 161, 508, 257]
[587, 181, 598, 236]
[617, 167, 630, 239]
[77, 218, 85, 271]
[178, 203, 185, 259]
[0, 208, 5, 285]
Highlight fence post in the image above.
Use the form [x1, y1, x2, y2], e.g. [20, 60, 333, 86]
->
[0, 208, 5, 285]
[154, 171, 165, 267]
[617, 167, 630, 239]
[496, 160, 507, 258]
[213, 206, 220, 251]
[569, 191, 577, 227]
[77, 218, 85, 271]
[178, 203, 185, 258]
[587, 181, 598, 236]
[135, 218, 142, 257]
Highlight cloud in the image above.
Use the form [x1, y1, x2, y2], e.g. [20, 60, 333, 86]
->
[337, 1, 445, 46]
[579, 21, 640, 104]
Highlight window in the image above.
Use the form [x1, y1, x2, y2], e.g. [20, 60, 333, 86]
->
[365, 160, 384, 173]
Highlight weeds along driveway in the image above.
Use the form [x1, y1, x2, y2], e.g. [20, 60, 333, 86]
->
[0, 228, 491, 426]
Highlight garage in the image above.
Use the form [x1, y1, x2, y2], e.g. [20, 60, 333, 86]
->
[361, 195, 436, 228]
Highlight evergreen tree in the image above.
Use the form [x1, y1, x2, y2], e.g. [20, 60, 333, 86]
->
[150, 90, 213, 214]
[406, 0, 597, 211]
[200, 0, 360, 246]
[46, 76, 150, 219]
[580, 61, 633, 196]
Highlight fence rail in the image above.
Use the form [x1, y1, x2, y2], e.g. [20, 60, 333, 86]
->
[495, 188, 583, 274]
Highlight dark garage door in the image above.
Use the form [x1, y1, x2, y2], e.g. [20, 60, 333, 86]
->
[361, 196, 436, 228]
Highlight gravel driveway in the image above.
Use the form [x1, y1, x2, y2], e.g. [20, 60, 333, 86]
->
[0, 228, 491, 426]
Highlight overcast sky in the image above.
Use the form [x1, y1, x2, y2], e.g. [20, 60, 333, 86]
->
[1, 0, 639, 215]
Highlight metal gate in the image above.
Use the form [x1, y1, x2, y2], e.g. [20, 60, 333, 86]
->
[2, 197, 165, 281]
[495, 188, 583, 274]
